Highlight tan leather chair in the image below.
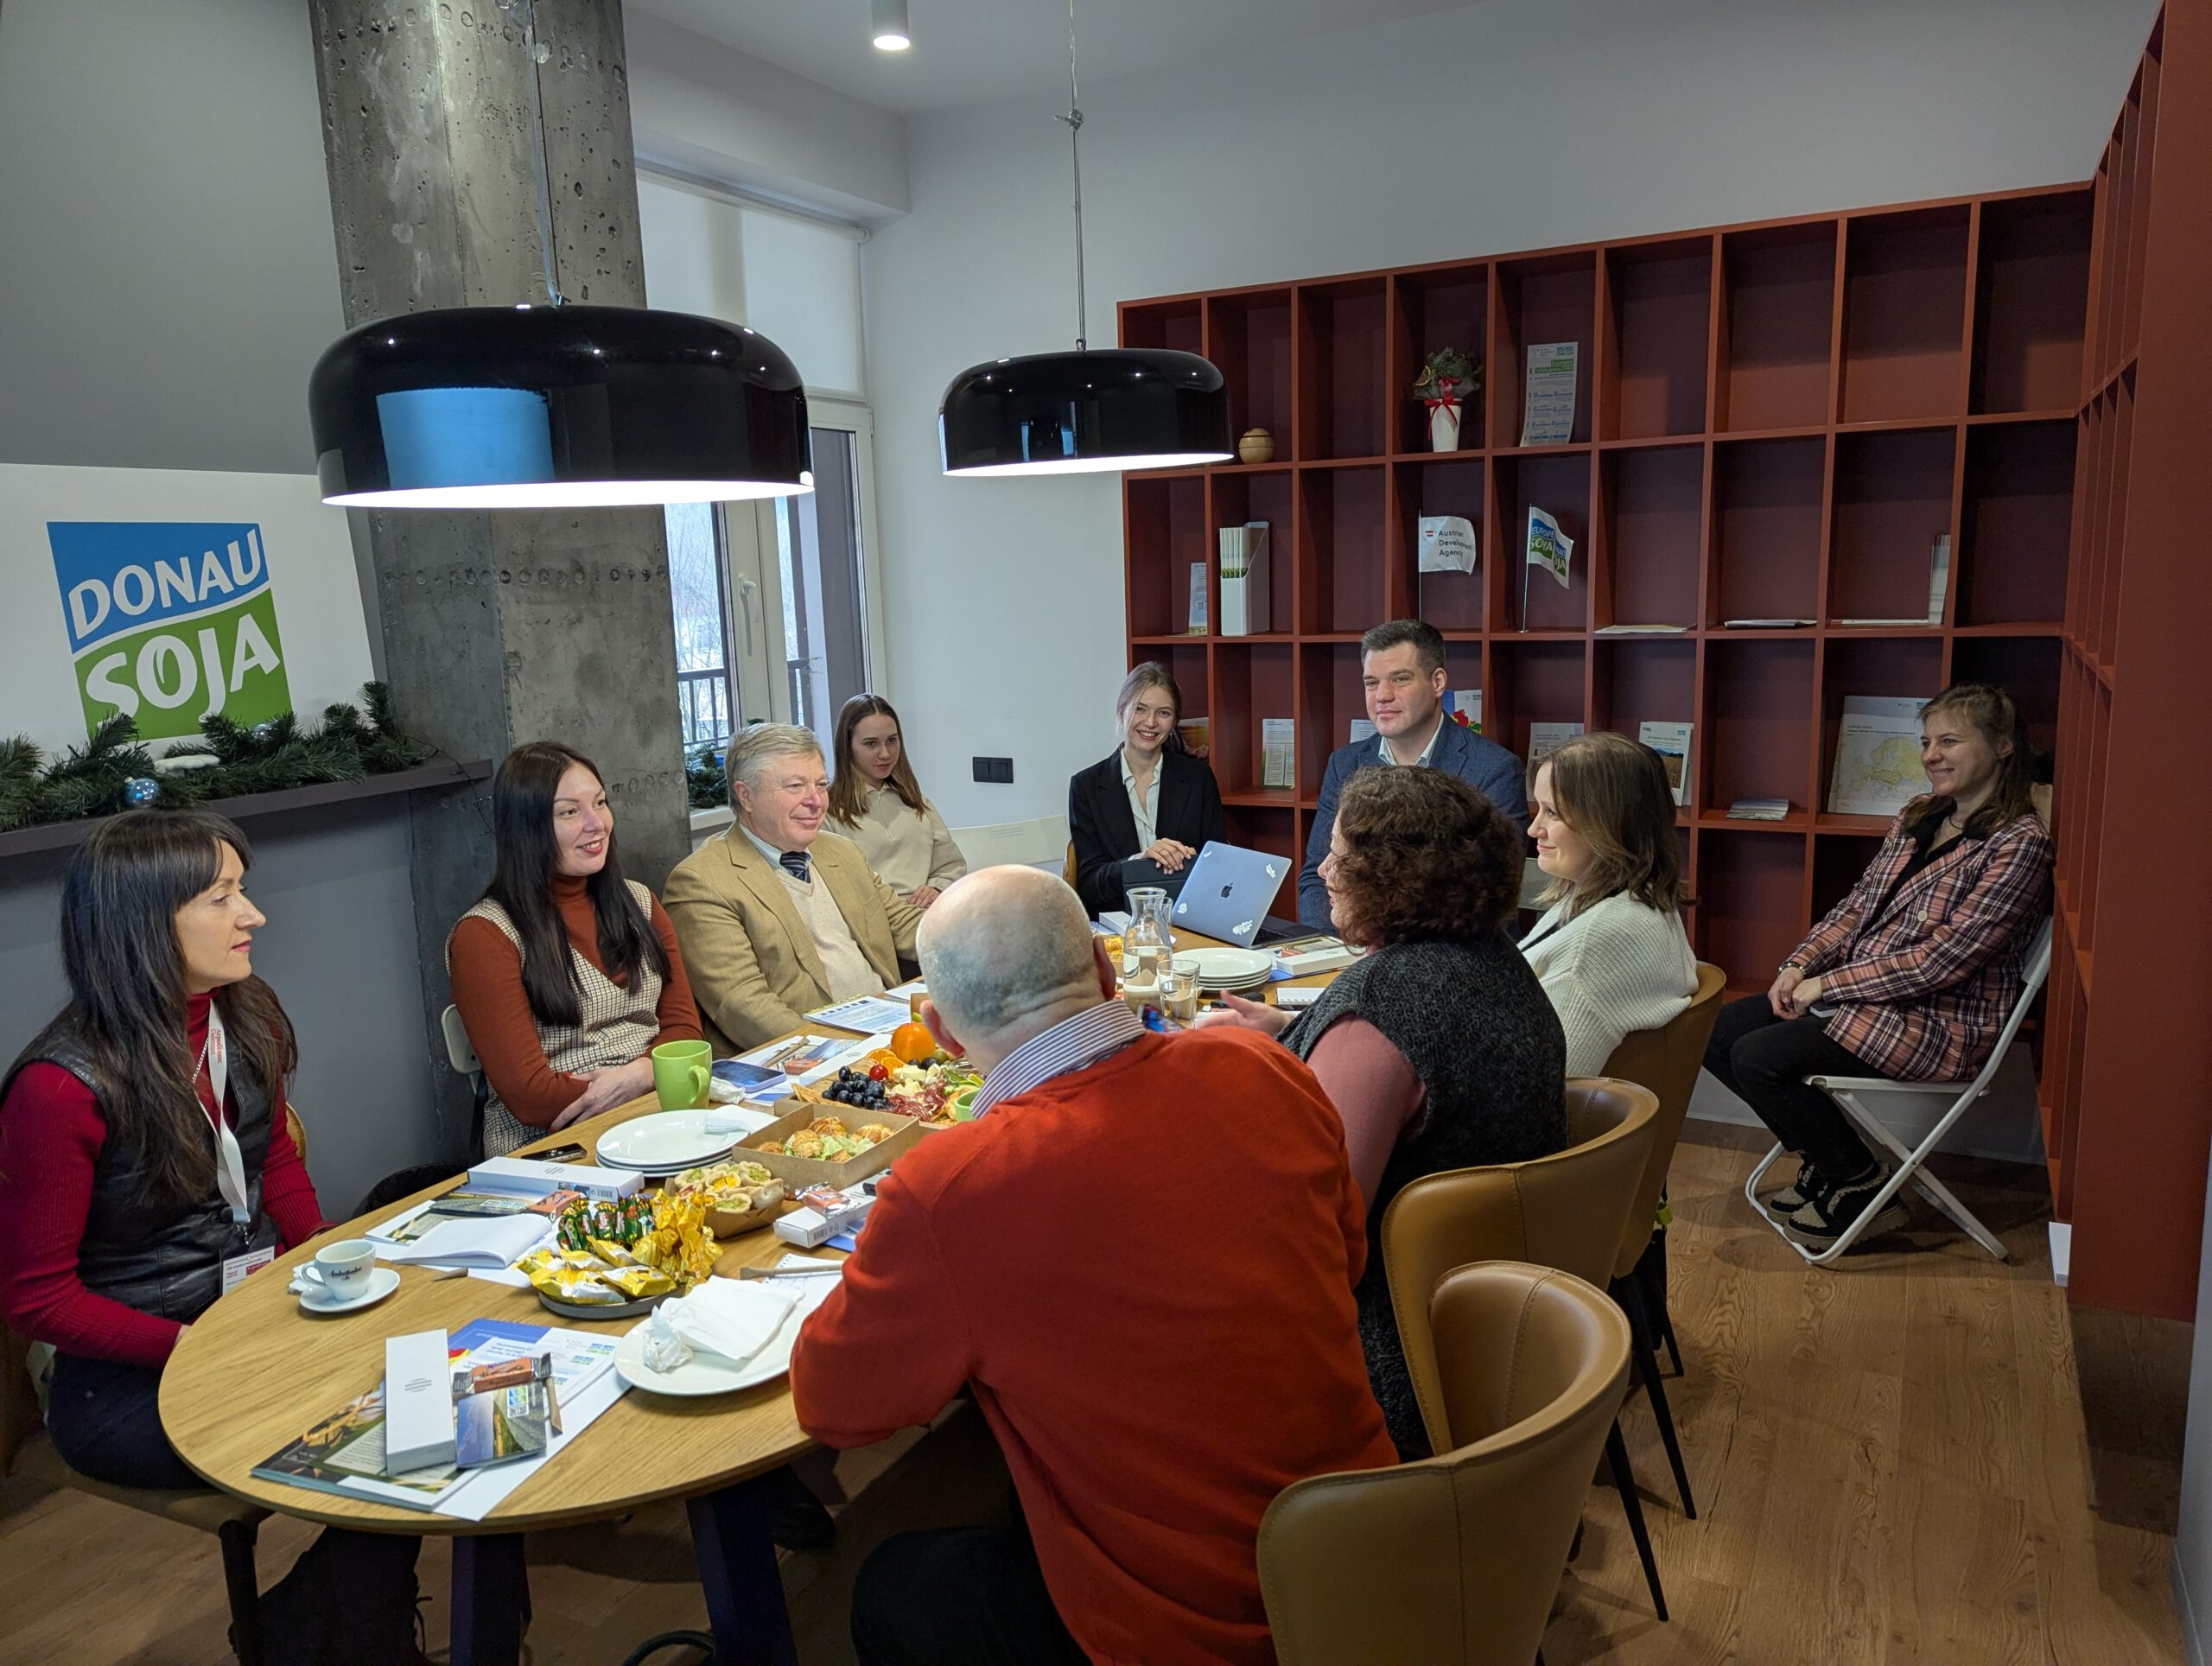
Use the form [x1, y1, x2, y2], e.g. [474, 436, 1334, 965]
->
[1598, 962, 1726, 1517]
[1062, 841, 1079, 893]
[1260, 1262, 1630, 1665]
[1380, 1078, 1671, 1619]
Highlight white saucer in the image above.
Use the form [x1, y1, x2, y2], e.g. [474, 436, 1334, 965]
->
[298, 1265, 400, 1315]
[596, 1111, 740, 1172]
[1174, 947, 1274, 986]
[613, 1304, 804, 1396]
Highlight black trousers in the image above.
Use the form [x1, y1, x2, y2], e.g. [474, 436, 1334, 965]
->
[47, 1353, 424, 1666]
[852, 1523, 1090, 1666]
[1704, 995, 1885, 1177]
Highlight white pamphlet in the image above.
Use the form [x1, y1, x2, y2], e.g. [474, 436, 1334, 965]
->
[1349, 718, 1376, 745]
[806, 994, 917, 1034]
[1449, 690, 1483, 732]
[1827, 696, 1929, 817]
[1220, 523, 1272, 636]
[1928, 534, 1952, 624]
[1637, 721, 1694, 807]
[1262, 717, 1295, 788]
[1520, 342, 1579, 446]
[1529, 722, 1584, 764]
[1416, 514, 1478, 575]
[1188, 562, 1209, 633]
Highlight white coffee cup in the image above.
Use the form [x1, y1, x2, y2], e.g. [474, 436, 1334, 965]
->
[300, 1238, 377, 1301]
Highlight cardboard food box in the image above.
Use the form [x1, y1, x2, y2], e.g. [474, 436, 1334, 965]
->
[736, 1104, 921, 1191]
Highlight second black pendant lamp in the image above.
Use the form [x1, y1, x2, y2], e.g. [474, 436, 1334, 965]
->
[308, 0, 813, 510]
[938, 0, 1231, 477]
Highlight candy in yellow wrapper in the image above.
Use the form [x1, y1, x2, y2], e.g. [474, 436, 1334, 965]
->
[601, 1265, 674, 1299]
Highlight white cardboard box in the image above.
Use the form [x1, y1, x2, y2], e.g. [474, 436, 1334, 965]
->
[384, 1329, 456, 1474]
[465, 1156, 644, 1200]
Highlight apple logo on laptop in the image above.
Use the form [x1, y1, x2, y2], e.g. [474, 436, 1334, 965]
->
[1220, 884, 1234, 899]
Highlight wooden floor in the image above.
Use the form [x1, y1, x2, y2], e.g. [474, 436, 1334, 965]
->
[0, 1127, 2189, 1664]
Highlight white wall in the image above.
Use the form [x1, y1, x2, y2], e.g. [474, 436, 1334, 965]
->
[860, 0, 2158, 830]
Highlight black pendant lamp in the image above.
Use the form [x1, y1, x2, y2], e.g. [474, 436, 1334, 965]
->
[938, 0, 1230, 478]
[308, 1, 812, 510]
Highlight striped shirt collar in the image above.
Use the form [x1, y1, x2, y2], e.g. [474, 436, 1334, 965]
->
[969, 1001, 1147, 1120]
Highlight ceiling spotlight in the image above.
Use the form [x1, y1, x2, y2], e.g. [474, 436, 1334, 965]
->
[872, 0, 911, 50]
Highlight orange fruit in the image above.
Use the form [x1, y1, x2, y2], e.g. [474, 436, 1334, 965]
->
[890, 1021, 938, 1065]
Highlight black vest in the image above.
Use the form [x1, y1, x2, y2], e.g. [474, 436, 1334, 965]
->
[5, 1027, 277, 1329]
[1283, 935, 1567, 1456]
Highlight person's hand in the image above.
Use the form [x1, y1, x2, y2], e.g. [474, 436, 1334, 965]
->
[1785, 975, 1825, 1017]
[555, 1059, 654, 1129]
[1767, 964, 1806, 1019]
[1191, 992, 1292, 1037]
[1145, 838, 1198, 874]
[911, 885, 943, 909]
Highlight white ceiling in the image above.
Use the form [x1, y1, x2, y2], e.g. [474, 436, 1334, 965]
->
[630, 0, 1485, 116]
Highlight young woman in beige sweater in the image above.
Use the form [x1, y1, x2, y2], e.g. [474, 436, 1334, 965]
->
[827, 693, 968, 907]
[1519, 731, 1699, 1076]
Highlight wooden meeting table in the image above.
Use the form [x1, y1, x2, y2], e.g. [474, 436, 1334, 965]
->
[159, 932, 1335, 1665]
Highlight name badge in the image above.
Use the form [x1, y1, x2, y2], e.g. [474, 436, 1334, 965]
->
[220, 1244, 275, 1295]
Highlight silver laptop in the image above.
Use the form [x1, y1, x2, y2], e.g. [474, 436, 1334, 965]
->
[1169, 842, 1290, 949]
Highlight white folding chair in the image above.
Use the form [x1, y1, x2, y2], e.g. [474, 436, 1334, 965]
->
[1743, 917, 2052, 1265]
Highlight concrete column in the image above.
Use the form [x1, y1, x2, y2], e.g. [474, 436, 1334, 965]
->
[307, 0, 689, 1159]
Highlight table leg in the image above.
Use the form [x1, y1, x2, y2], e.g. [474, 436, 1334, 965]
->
[689, 1473, 798, 1666]
[450, 1532, 531, 1666]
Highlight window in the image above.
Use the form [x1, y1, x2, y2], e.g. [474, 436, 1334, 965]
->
[664, 501, 734, 757]
[774, 426, 874, 744]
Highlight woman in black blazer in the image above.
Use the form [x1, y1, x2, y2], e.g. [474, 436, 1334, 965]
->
[1068, 662, 1227, 916]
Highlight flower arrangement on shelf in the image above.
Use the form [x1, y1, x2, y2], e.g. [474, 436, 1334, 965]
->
[0, 683, 435, 833]
[1412, 348, 1479, 453]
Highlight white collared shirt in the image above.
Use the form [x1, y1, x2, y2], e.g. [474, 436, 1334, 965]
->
[740, 824, 803, 877]
[1378, 712, 1447, 768]
[969, 1001, 1147, 1120]
[1119, 750, 1161, 856]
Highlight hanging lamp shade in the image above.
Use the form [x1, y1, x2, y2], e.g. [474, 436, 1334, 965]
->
[938, 347, 1232, 477]
[308, 305, 814, 509]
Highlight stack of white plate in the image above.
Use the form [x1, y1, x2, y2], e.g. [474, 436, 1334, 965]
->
[1172, 946, 1275, 995]
[594, 1110, 750, 1175]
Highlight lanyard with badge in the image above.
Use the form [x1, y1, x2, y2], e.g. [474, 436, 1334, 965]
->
[200, 1004, 272, 1293]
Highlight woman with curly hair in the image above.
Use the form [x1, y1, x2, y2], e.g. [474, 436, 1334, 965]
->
[1197, 766, 1565, 1454]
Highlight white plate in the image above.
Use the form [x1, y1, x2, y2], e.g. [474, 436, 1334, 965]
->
[298, 1264, 401, 1315]
[1174, 947, 1274, 984]
[595, 1112, 741, 1172]
[613, 1305, 805, 1396]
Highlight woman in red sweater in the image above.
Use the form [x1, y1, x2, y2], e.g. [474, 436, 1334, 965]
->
[0, 810, 422, 1663]
[447, 742, 702, 1155]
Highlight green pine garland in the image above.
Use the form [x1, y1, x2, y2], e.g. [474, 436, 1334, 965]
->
[685, 747, 728, 811]
[0, 683, 437, 833]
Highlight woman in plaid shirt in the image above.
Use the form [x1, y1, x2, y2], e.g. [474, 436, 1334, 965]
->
[1705, 684, 2053, 1250]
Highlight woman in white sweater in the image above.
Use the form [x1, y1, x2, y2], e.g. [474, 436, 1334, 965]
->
[827, 693, 968, 906]
[1519, 731, 1699, 1075]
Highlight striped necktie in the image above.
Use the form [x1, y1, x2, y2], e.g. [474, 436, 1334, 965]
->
[779, 849, 811, 884]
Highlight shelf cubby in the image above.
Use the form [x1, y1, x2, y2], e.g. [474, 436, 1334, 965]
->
[1396, 457, 1488, 631]
[1487, 639, 1587, 770]
[1136, 641, 1210, 732]
[1296, 643, 1369, 797]
[1295, 466, 1389, 634]
[1296, 279, 1389, 460]
[1208, 289, 1296, 459]
[1827, 426, 1958, 624]
[1839, 205, 1970, 424]
[1709, 436, 1825, 625]
[1592, 637, 1697, 751]
[1950, 634, 2062, 758]
[1697, 830, 1813, 984]
[1955, 420, 2074, 627]
[1123, 474, 1210, 639]
[1221, 804, 1300, 869]
[1716, 222, 1837, 432]
[1210, 641, 1299, 799]
[1393, 264, 1490, 453]
[1971, 190, 2094, 414]
[1601, 237, 1713, 441]
[1494, 252, 1596, 448]
[1492, 453, 1592, 633]
[1599, 443, 1703, 630]
[1120, 296, 1204, 355]
[1810, 830, 1885, 921]
[1702, 638, 1815, 816]
[1210, 469, 1294, 635]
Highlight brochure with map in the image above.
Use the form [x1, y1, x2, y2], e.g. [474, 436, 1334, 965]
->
[1827, 696, 1929, 817]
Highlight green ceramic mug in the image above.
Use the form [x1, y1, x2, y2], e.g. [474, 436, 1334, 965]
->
[652, 1040, 713, 1110]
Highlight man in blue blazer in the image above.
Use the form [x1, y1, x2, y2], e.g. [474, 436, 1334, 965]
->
[1297, 619, 1530, 928]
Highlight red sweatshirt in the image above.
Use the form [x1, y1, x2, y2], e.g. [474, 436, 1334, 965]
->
[447, 874, 702, 1130]
[0, 993, 326, 1367]
[792, 1026, 1397, 1666]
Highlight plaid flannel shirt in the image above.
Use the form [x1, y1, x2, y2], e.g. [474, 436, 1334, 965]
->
[1788, 811, 2052, 1082]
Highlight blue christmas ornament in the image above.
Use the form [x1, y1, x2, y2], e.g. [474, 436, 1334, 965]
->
[251, 722, 276, 743]
[123, 776, 161, 807]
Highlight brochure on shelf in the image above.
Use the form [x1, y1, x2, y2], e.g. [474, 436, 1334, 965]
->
[1727, 798, 1794, 821]
[1448, 690, 1483, 733]
[1176, 716, 1211, 754]
[1348, 718, 1376, 745]
[1928, 534, 1952, 623]
[1415, 514, 1478, 575]
[1520, 342, 1578, 446]
[1261, 717, 1295, 788]
[1594, 622, 1689, 635]
[1187, 563, 1208, 634]
[1637, 721, 1694, 807]
[1529, 722, 1584, 764]
[1219, 523, 1271, 636]
[1827, 696, 1929, 817]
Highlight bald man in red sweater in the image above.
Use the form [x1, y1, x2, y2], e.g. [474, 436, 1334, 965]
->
[791, 865, 1395, 1666]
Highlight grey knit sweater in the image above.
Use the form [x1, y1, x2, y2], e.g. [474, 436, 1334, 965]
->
[1283, 934, 1567, 1458]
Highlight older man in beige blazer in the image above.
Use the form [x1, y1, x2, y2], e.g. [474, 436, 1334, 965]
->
[666, 724, 925, 1052]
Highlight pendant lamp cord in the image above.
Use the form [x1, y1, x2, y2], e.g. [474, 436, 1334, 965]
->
[1055, 0, 1087, 351]
[515, 0, 568, 307]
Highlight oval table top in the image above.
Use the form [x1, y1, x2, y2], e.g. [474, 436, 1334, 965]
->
[161, 927, 1342, 1535]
